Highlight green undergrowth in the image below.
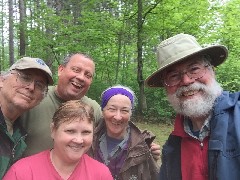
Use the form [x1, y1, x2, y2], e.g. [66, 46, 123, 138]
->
[135, 122, 173, 147]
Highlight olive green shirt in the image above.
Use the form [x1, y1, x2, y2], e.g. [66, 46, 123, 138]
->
[20, 86, 102, 157]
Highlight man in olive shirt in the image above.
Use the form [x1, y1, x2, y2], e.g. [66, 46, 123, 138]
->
[20, 53, 102, 156]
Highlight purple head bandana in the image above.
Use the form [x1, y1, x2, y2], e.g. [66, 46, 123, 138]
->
[101, 87, 134, 110]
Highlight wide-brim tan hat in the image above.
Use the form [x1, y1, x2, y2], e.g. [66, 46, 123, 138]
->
[10, 57, 54, 85]
[145, 33, 228, 87]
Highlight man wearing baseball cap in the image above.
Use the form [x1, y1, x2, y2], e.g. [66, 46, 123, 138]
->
[0, 57, 53, 178]
[145, 34, 240, 179]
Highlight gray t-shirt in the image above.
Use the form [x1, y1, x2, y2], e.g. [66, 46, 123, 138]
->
[20, 86, 102, 157]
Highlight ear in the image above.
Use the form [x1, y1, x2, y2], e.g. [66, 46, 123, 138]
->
[0, 75, 5, 88]
[58, 65, 64, 76]
[50, 123, 55, 139]
[210, 66, 216, 77]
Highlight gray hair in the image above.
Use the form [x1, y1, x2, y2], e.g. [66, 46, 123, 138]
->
[0, 70, 10, 78]
[203, 54, 213, 65]
[61, 53, 94, 66]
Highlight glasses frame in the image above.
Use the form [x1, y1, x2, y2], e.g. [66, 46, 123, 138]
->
[11, 70, 48, 96]
[163, 63, 210, 87]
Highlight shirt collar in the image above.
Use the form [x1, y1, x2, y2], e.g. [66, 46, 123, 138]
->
[184, 113, 212, 141]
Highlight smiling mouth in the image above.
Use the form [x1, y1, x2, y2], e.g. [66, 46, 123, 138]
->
[71, 82, 83, 89]
[112, 121, 121, 126]
[181, 90, 199, 97]
[19, 93, 33, 102]
[69, 145, 83, 151]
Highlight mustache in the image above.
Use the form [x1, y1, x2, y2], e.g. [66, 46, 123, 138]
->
[175, 82, 207, 97]
[168, 79, 222, 118]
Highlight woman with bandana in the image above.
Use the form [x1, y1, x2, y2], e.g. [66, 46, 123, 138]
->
[89, 85, 159, 180]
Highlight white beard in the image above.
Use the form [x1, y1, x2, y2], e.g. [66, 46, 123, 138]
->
[167, 79, 222, 118]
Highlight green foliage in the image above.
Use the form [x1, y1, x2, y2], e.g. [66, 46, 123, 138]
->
[216, 55, 240, 92]
[143, 87, 176, 122]
[210, 0, 240, 92]
[1, 0, 239, 123]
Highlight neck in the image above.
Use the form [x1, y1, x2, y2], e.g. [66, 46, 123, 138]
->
[50, 149, 78, 180]
[54, 86, 60, 98]
[0, 97, 21, 122]
[54, 86, 66, 101]
[190, 113, 211, 131]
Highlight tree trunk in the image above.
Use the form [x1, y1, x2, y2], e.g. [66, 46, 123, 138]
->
[8, 0, 14, 64]
[1, 0, 5, 70]
[136, 0, 145, 120]
[19, 0, 26, 56]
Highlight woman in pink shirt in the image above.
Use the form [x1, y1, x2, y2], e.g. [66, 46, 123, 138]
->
[3, 100, 113, 180]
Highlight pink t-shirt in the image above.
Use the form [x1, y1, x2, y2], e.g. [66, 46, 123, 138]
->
[3, 150, 113, 180]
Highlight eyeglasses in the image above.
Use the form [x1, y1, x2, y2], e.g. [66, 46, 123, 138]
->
[163, 63, 210, 87]
[11, 71, 48, 95]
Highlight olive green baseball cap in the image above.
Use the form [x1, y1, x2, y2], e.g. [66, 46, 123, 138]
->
[10, 57, 54, 85]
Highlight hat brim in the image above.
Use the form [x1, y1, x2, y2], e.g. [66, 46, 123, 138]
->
[13, 67, 54, 85]
[145, 45, 228, 87]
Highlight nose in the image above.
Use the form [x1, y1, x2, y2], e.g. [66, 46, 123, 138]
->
[114, 110, 123, 120]
[179, 72, 195, 86]
[72, 134, 84, 143]
[75, 72, 85, 81]
[25, 81, 35, 91]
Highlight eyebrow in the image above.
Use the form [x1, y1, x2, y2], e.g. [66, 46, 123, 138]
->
[107, 104, 131, 109]
[166, 60, 203, 73]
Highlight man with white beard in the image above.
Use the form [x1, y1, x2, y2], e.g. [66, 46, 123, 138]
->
[145, 33, 240, 180]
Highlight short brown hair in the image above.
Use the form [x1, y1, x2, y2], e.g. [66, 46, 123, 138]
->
[52, 100, 94, 129]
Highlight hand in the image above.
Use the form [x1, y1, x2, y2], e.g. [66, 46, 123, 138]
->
[150, 142, 161, 161]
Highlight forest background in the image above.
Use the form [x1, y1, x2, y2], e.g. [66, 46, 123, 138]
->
[0, 0, 239, 125]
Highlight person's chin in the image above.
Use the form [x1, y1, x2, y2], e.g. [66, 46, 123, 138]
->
[73, 152, 85, 159]
[15, 100, 34, 111]
[69, 87, 85, 95]
[68, 157, 82, 164]
[65, 91, 82, 100]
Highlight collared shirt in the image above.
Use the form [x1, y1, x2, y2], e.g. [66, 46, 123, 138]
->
[99, 126, 130, 165]
[4, 117, 13, 135]
[183, 114, 212, 142]
[97, 126, 130, 179]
